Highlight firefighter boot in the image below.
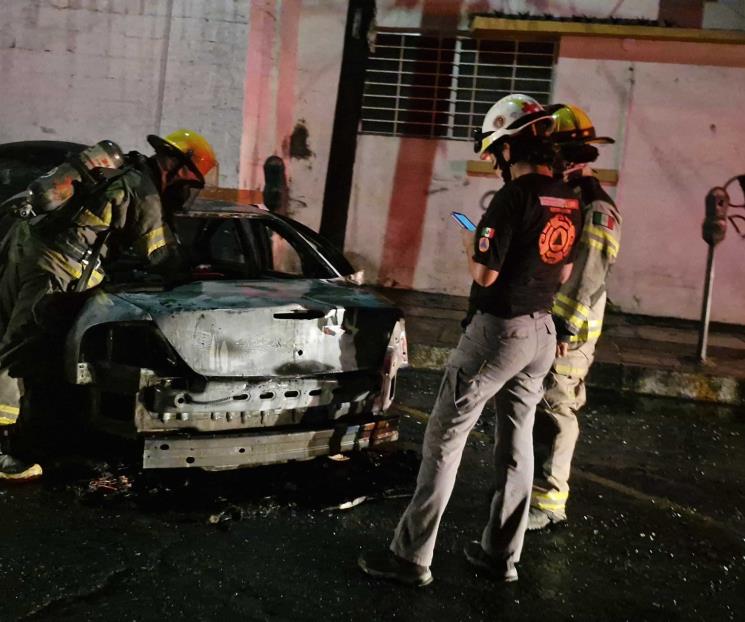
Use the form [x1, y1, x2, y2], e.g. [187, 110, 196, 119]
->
[527, 506, 567, 531]
[0, 452, 43, 482]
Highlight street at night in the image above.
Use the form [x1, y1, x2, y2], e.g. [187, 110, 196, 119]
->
[1, 368, 743, 622]
[3, 2, 745, 621]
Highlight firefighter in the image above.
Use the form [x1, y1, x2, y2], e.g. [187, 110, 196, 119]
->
[528, 105, 622, 529]
[0, 129, 217, 481]
[358, 94, 581, 585]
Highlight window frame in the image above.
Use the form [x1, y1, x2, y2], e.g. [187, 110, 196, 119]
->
[360, 30, 557, 141]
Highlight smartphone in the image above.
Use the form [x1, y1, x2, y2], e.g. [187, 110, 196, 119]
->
[451, 211, 476, 232]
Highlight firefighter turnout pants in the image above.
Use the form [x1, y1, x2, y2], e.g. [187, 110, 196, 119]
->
[0, 242, 74, 420]
[390, 311, 556, 567]
[531, 338, 597, 518]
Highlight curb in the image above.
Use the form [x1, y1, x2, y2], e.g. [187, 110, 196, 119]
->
[408, 344, 745, 407]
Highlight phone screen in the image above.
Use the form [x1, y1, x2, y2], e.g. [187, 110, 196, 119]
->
[451, 211, 476, 232]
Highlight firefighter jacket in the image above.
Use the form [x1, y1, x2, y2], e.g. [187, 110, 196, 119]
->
[28, 161, 178, 291]
[551, 173, 621, 352]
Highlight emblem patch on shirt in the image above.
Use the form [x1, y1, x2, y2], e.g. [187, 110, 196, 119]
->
[539, 196, 580, 210]
[478, 236, 490, 253]
[538, 214, 576, 265]
[480, 227, 495, 239]
[592, 212, 616, 230]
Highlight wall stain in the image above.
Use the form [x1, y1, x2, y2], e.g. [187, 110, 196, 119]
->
[289, 121, 314, 160]
[427, 187, 448, 196]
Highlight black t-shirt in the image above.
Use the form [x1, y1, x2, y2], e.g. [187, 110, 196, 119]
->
[469, 173, 582, 318]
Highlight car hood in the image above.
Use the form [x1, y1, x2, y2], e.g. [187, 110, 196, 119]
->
[109, 279, 401, 377]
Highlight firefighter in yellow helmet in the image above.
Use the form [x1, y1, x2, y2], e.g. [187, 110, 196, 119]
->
[528, 105, 622, 529]
[0, 129, 217, 481]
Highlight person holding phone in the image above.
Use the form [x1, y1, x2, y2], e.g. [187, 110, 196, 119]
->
[358, 94, 581, 586]
[451, 211, 476, 232]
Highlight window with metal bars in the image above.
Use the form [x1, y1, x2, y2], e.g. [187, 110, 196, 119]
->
[361, 32, 556, 140]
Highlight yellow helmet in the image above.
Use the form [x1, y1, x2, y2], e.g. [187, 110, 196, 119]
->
[148, 129, 218, 182]
[549, 104, 614, 145]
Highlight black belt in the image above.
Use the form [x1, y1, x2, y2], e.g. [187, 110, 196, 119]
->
[478, 309, 549, 320]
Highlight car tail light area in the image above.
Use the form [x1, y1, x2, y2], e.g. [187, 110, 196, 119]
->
[375, 318, 408, 412]
[78, 321, 185, 376]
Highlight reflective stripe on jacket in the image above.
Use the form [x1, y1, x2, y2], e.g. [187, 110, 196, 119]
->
[31, 164, 178, 286]
[552, 175, 622, 348]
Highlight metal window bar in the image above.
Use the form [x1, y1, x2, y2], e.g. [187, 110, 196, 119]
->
[361, 32, 555, 140]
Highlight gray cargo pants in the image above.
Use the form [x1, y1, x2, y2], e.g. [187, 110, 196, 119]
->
[390, 310, 556, 567]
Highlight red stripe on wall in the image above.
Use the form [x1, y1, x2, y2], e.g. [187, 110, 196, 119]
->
[378, 138, 439, 288]
[240, 0, 276, 190]
[559, 36, 745, 67]
[377, 0, 464, 289]
[276, 0, 301, 162]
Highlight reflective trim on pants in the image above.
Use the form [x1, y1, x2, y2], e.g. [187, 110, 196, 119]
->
[531, 487, 569, 513]
[533, 340, 597, 501]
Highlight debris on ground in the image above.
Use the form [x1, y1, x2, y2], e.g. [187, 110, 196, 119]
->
[87, 472, 133, 495]
[208, 504, 244, 528]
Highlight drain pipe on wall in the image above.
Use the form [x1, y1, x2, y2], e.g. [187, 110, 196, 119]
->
[154, 0, 175, 137]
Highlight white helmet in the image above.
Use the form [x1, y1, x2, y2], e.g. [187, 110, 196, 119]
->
[473, 94, 555, 156]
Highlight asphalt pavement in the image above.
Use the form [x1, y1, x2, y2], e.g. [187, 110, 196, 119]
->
[1, 368, 744, 622]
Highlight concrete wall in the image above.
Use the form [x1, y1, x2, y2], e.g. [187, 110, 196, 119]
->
[0, 0, 249, 188]
[554, 39, 745, 323]
[346, 0, 745, 324]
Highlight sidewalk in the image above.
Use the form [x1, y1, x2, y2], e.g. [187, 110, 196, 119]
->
[376, 287, 745, 407]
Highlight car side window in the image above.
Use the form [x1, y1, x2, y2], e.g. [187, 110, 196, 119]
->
[243, 219, 333, 278]
[268, 229, 303, 275]
[208, 220, 246, 264]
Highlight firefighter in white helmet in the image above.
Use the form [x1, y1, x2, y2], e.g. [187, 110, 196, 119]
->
[0, 130, 218, 481]
[528, 104, 622, 530]
[359, 94, 581, 585]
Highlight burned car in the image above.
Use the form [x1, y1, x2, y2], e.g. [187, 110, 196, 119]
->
[0, 141, 407, 470]
[63, 200, 408, 470]
[1, 141, 407, 470]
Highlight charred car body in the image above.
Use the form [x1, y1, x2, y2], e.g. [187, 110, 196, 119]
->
[68, 202, 407, 470]
[1, 142, 407, 471]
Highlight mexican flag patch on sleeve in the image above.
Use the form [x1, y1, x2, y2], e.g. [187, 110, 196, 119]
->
[480, 227, 495, 238]
[592, 212, 616, 230]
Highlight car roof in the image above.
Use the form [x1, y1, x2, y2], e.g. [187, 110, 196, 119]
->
[0, 140, 87, 161]
[181, 198, 277, 218]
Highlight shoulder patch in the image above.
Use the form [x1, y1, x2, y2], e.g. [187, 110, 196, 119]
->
[480, 227, 495, 239]
[592, 212, 616, 230]
[478, 236, 490, 253]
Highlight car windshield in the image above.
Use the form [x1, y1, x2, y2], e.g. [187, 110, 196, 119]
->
[105, 212, 340, 286]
